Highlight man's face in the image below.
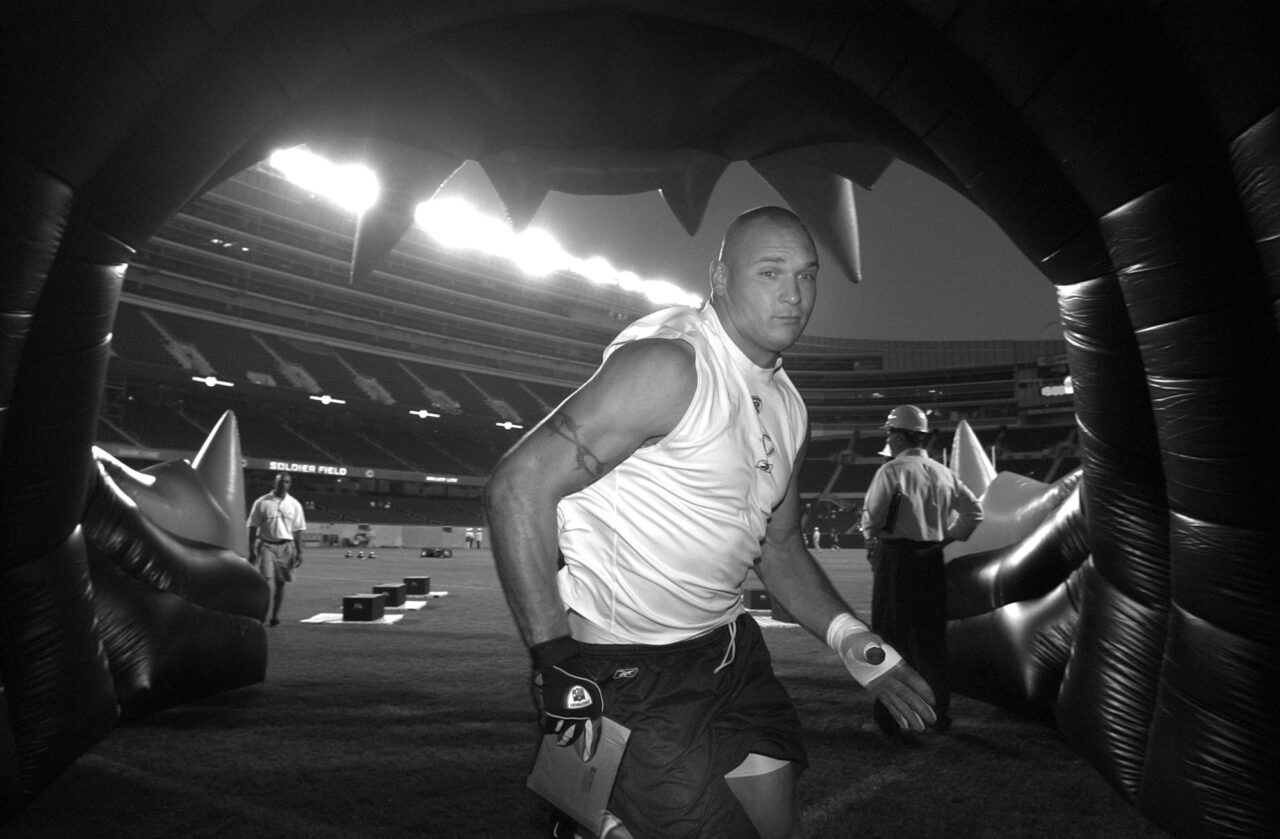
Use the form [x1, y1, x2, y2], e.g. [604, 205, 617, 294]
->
[712, 218, 818, 367]
[273, 474, 291, 496]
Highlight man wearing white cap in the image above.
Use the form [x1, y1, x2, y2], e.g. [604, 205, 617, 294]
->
[861, 405, 983, 734]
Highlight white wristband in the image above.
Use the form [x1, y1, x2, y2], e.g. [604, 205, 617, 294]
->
[826, 613, 901, 687]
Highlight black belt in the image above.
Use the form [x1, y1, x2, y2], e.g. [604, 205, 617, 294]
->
[258, 538, 291, 544]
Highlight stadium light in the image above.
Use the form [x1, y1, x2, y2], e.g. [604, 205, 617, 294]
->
[409, 409, 440, 419]
[267, 146, 380, 215]
[268, 146, 704, 307]
[573, 254, 617, 286]
[495, 421, 524, 430]
[416, 197, 510, 251]
[414, 196, 703, 308]
[640, 278, 692, 303]
[1040, 375, 1074, 397]
[192, 375, 234, 388]
[614, 270, 645, 293]
[509, 227, 565, 278]
[310, 394, 347, 405]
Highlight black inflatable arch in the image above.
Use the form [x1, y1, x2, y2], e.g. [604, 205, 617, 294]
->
[3, 3, 1277, 835]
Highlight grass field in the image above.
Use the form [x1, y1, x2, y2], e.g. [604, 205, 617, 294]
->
[5, 547, 1168, 838]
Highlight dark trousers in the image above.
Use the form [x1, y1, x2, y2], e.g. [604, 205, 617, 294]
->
[578, 615, 805, 839]
[870, 540, 949, 728]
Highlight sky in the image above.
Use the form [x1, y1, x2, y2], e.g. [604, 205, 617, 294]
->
[434, 159, 1064, 343]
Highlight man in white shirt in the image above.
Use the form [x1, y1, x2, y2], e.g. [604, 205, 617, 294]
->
[861, 406, 983, 734]
[488, 207, 937, 839]
[246, 472, 307, 627]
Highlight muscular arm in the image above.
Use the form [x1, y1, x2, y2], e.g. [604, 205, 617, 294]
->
[753, 431, 863, 635]
[485, 339, 696, 648]
[755, 432, 938, 729]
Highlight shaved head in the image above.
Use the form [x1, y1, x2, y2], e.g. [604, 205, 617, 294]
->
[717, 206, 813, 262]
[709, 205, 819, 366]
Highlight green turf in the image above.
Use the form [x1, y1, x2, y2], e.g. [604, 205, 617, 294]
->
[3, 548, 1168, 837]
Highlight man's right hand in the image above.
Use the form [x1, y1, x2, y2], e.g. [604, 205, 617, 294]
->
[529, 636, 603, 761]
[534, 657, 603, 761]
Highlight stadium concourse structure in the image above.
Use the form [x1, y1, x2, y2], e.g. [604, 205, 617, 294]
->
[104, 162, 1078, 547]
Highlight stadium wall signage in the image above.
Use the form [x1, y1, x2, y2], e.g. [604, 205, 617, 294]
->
[267, 459, 349, 476]
[252, 457, 479, 487]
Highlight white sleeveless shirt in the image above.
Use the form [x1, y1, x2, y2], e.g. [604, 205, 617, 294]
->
[556, 305, 808, 644]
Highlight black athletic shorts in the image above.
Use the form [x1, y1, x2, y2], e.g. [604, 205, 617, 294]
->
[577, 612, 807, 839]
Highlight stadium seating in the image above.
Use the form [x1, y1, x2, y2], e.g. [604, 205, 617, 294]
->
[102, 171, 1080, 537]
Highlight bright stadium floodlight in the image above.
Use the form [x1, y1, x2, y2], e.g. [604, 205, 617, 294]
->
[415, 197, 513, 252]
[192, 375, 234, 388]
[413, 196, 705, 307]
[642, 279, 702, 308]
[495, 421, 524, 430]
[409, 409, 440, 419]
[270, 147, 705, 306]
[574, 254, 616, 286]
[309, 394, 346, 405]
[268, 146, 380, 215]
[509, 227, 567, 277]
[614, 270, 645, 294]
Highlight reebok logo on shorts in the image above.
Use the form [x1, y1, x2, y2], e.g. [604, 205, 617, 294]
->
[612, 667, 639, 680]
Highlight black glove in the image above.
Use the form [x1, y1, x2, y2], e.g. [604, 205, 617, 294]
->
[531, 636, 603, 761]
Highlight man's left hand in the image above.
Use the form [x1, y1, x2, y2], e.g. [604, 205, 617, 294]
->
[863, 661, 937, 732]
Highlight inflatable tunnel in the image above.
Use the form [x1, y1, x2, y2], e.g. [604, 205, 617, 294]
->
[3, 3, 1277, 835]
[83, 413, 269, 721]
[1, 410, 268, 815]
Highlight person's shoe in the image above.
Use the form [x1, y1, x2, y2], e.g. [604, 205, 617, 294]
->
[269, 618, 280, 627]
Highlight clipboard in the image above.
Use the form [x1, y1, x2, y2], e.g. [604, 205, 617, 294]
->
[527, 718, 631, 835]
[883, 489, 904, 534]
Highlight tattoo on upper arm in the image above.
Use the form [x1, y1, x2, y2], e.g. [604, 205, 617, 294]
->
[547, 412, 609, 478]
